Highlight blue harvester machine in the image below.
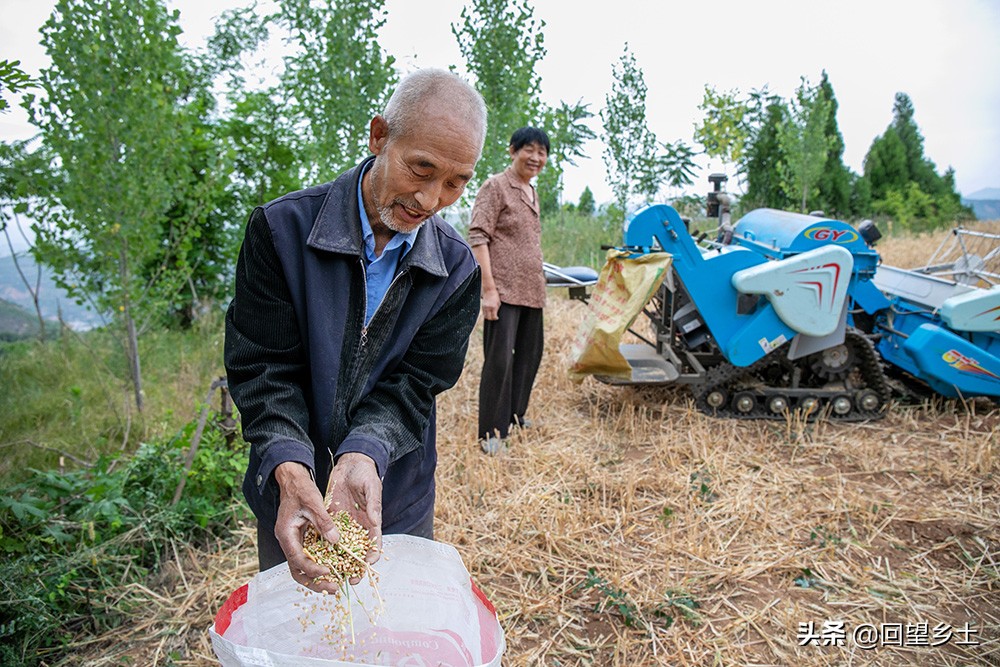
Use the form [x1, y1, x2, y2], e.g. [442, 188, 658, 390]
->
[592, 175, 1000, 420]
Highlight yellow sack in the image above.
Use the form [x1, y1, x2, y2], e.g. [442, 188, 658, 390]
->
[569, 250, 672, 381]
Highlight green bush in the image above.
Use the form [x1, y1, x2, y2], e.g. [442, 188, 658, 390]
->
[0, 414, 248, 666]
[872, 182, 975, 234]
[541, 209, 618, 269]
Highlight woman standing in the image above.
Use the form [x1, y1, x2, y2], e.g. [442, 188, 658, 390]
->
[467, 127, 550, 454]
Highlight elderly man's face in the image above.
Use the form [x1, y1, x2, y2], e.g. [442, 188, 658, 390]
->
[363, 110, 480, 235]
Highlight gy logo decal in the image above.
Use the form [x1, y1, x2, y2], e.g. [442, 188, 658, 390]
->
[804, 227, 859, 244]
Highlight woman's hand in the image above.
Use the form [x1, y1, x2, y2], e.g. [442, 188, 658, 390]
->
[481, 286, 501, 320]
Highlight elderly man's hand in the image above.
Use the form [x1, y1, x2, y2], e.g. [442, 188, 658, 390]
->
[324, 453, 383, 582]
[272, 462, 345, 593]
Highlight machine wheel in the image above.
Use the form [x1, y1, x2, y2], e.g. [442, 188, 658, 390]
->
[810, 343, 855, 381]
[704, 388, 728, 413]
[767, 395, 789, 415]
[733, 391, 756, 415]
[855, 389, 883, 413]
[831, 394, 853, 416]
[798, 396, 820, 415]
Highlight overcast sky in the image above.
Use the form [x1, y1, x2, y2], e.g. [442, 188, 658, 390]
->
[2, 0, 999, 211]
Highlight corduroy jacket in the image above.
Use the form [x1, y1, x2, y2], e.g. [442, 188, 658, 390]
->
[224, 157, 481, 535]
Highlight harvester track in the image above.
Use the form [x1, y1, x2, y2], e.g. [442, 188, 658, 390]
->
[693, 330, 890, 421]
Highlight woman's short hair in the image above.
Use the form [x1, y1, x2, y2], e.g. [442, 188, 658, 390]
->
[509, 127, 550, 154]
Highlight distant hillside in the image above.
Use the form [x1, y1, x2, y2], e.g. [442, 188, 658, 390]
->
[961, 198, 1000, 221]
[0, 254, 105, 331]
[962, 188, 1000, 220]
[966, 187, 1000, 200]
[0, 298, 45, 340]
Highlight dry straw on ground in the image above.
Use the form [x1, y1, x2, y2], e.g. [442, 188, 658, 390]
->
[70, 223, 998, 666]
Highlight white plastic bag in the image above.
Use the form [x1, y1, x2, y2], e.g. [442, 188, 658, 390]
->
[210, 535, 505, 667]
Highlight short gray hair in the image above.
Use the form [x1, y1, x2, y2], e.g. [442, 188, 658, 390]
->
[382, 69, 487, 156]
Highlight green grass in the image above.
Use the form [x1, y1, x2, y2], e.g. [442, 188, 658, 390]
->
[541, 210, 619, 269]
[0, 311, 226, 484]
[0, 309, 244, 665]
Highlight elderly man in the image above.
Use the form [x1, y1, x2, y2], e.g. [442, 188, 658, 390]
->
[224, 69, 486, 593]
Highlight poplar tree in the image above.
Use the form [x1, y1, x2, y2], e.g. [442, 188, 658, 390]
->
[601, 44, 659, 218]
[278, 0, 397, 181]
[452, 0, 546, 187]
[602, 44, 694, 219]
[814, 71, 852, 216]
[26, 0, 202, 410]
[777, 78, 832, 212]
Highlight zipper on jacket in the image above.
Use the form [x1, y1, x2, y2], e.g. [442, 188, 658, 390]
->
[359, 257, 408, 348]
[359, 259, 369, 348]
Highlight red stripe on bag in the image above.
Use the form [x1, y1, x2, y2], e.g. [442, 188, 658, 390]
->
[471, 578, 500, 662]
[214, 584, 249, 635]
[470, 578, 496, 615]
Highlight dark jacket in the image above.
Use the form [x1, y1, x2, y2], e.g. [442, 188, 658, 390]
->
[224, 157, 481, 534]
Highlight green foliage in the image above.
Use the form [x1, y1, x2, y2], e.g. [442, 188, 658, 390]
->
[602, 44, 652, 217]
[203, 4, 303, 213]
[891, 93, 939, 194]
[276, 0, 396, 182]
[808, 525, 842, 549]
[540, 209, 615, 269]
[581, 568, 641, 627]
[865, 127, 908, 199]
[0, 300, 59, 342]
[537, 99, 597, 216]
[221, 89, 304, 207]
[25, 0, 215, 409]
[777, 77, 832, 212]
[651, 139, 698, 192]
[695, 77, 971, 226]
[601, 43, 660, 219]
[0, 310, 227, 482]
[742, 97, 791, 210]
[872, 182, 971, 233]
[453, 0, 546, 188]
[863, 92, 973, 228]
[201, 3, 272, 86]
[653, 589, 702, 627]
[694, 86, 751, 169]
[580, 569, 699, 630]
[577, 186, 595, 216]
[0, 60, 35, 113]
[696, 85, 795, 212]
[814, 71, 852, 217]
[0, 414, 248, 664]
[689, 468, 718, 503]
[602, 44, 695, 218]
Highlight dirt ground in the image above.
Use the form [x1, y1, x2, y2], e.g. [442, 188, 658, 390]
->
[69, 226, 998, 667]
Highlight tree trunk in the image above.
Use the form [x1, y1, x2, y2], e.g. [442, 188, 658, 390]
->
[119, 244, 144, 412]
[124, 304, 144, 412]
[3, 222, 47, 342]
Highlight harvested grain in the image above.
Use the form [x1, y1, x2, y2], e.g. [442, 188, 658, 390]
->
[302, 510, 376, 583]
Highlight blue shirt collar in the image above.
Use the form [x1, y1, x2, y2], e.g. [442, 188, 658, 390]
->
[357, 162, 418, 263]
